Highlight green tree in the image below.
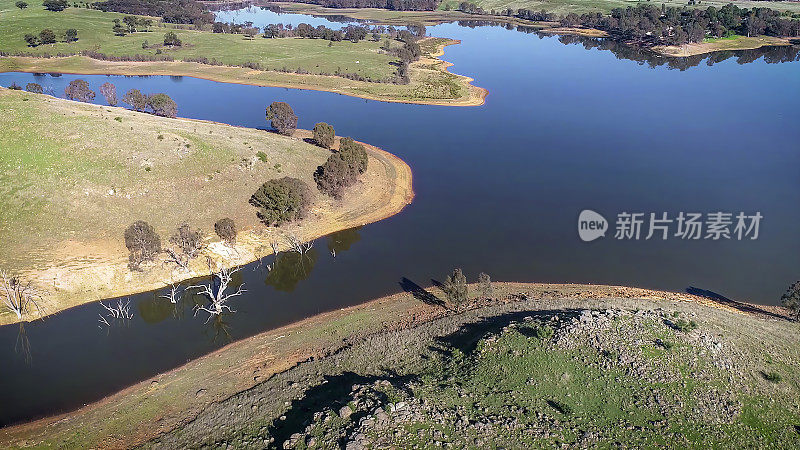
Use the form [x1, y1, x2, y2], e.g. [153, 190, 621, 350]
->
[25, 83, 43, 94]
[444, 268, 468, 307]
[312, 122, 335, 149]
[782, 281, 800, 321]
[266, 101, 298, 136]
[38, 28, 56, 45]
[123, 16, 138, 33]
[112, 19, 126, 36]
[337, 137, 368, 174]
[146, 93, 178, 118]
[478, 272, 492, 298]
[122, 88, 147, 111]
[23, 33, 38, 47]
[249, 177, 311, 226]
[64, 79, 95, 103]
[163, 31, 182, 46]
[42, 0, 68, 11]
[64, 28, 78, 42]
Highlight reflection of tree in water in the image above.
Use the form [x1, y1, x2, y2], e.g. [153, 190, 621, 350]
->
[265, 249, 318, 293]
[15, 323, 32, 365]
[137, 293, 176, 324]
[456, 20, 800, 70]
[207, 313, 233, 344]
[326, 226, 362, 255]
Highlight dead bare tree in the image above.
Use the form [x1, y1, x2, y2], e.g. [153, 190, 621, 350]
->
[159, 282, 182, 304]
[286, 233, 313, 255]
[189, 265, 246, 323]
[1, 271, 43, 320]
[98, 298, 134, 328]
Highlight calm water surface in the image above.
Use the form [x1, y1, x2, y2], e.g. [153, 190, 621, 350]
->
[0, 13, 798, 426]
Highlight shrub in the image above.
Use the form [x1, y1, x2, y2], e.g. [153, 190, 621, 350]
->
[214, 218, 237, 246]
[124, 220, 161, 269]
[16, 1, 28, 9]
[64, 79, 95, 103]
[42, 0, 68, 11]
[249, 177, 311, 226]
[39, 29, 57, 45]
[266, 101, 297, 136]
[8, 83, 22, 90]
[24, 33, 38, 47]
[169, 223, 203, 259]
[532, 324, 554, 341]
[781, 280, 800, 321]
[112, 19, 126, 36]
[146, 93, 177, 118]
[25, 83, 43, 94]
[100, 82, 117, 106]
[762, 371, 782, 383]
[256, 151, 268, 163]
[122, 88, 147, 111]
[163, 31, 182, 46]
[312, 122, 335, 149]
[444, 268, 468, 307]
[672, 319, 698, 332]
[65, 28, 78, 42]
[478, 272, 492, 298]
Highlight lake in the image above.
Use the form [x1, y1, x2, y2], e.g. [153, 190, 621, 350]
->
[0, 9, 798, 426]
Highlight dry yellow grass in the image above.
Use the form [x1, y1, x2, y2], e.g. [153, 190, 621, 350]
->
[653, 35, 792, 57]
[0, 88, 413, 326]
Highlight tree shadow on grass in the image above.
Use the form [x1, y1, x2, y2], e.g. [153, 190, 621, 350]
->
[399, 277, 445, 308]
[686, 286, 788, 320]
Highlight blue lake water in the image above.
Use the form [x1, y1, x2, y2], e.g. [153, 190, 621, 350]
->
[0, 13, 798, 426]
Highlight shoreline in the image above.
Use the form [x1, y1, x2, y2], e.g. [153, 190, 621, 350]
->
[0, 95, 415, 326]
[0, 281, 789, 447]
[0, 38, 486, 107]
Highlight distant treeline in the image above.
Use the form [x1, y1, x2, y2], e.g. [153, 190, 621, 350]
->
[289, 0, 440, 12]
[94, 0, 214, 24]
[455, 2, 800, 45]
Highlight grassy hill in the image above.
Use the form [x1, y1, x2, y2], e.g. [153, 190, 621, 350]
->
[438, 0, 800, 16]
[0, 87, 413, 324]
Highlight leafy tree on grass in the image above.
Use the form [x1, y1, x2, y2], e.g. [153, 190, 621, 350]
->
[314, 154, 356, 199]
[163, 31, 182, 46]
[337, 137, 368, 175]
[100, 82, 117, 106]
[444, 268, 468, 308]
[122, 88, 147, 111]
[38, 29, 56, 45]
[64, 79, 95, 103]
[781, 280, 800, 321]
[214, 218, 237, 246]
[25, 83, 43, 94]
[23, 34, 38, 47]
[125, 220, 161, 270]
[168, 223, 203, 263]
[112, 19, 126, 36]
[146, 93, 177, 118]
[42, 0, 68, 11]
[312, 122, 335, 149]
[64, 28, 78, 42]
[266, 101, 297, 136]
[15, 1, 28, 9]
[249, 177, 311, 226]
[123, 15, 138, 33]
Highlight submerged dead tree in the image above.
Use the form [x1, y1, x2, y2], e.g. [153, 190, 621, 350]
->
[1, 271, 43, 320]
[189, 263, 246, 322]
[98, 299, 134, 328]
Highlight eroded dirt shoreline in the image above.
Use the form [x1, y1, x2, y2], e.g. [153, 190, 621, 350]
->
[1, 282, 791, 448]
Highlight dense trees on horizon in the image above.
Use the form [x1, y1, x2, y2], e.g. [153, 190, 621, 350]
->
[295, 0, 440, 11]
[94, 0, 214, 24]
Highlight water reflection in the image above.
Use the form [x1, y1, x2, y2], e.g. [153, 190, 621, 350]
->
[15, 323, 31, 365]
[326, 226, 362, 255]
[137, 294, 175, 324]
[265, 250, 318, 293]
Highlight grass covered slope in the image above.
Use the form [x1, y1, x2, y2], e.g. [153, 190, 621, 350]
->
[0, 1, 485, 105]
[5, 283, 798, 448]
[0, 88, 413, 325]
[438, 0, 800, 16]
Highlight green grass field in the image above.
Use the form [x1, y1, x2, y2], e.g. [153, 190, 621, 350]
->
[0, 0, 399, 81]
[438, 0, 800, 16]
